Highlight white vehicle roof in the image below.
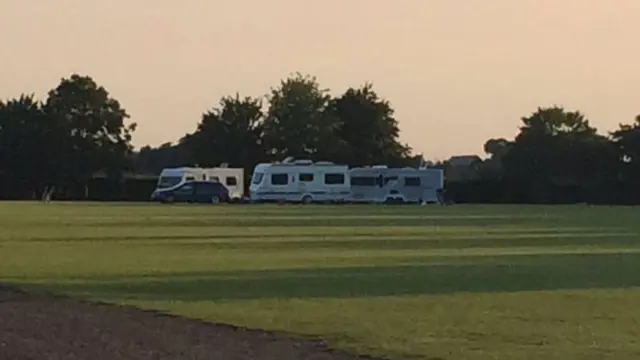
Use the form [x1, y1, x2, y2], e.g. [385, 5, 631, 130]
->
[160, 166, 242, 174]
[159, 167, 199, 176]
[349, 166, 442, 173]
[253, 159, 348, 171]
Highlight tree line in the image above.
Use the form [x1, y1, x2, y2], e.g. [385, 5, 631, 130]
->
[2, 72, 640, 203]
[133, 72, 417, 177]
[441, 107, 640, 204]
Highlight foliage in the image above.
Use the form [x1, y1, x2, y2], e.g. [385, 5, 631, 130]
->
[428, 106, 640, 203]
[130, 73, 416, 184]
[3, 72, 640, 203]
[44, 74, 137, 182]
[261, 73, 339, 160]
[0, 95, 52, 197]
[183, 94, 266, 176]
[328, 83, 411, 166]
[611, 114, 640, 181]
[0, 74, 136, 199]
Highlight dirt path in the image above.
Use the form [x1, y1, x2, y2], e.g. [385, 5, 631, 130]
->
[0, 286, 383, 360]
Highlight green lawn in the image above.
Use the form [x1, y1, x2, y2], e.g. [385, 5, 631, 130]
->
[1, 202, 640, 359]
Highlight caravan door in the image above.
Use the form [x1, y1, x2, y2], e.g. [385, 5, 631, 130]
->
[296, 171, 313, 200]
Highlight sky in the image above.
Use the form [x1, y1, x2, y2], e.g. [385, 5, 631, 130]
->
[1, 0, 639, 161]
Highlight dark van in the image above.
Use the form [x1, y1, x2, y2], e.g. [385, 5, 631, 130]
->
[151, 181, 230, 204]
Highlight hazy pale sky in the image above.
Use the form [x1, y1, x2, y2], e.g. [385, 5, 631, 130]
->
[2, 0, 639, 160]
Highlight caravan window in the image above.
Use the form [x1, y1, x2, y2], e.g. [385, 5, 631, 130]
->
[157, 176, 182, 189]
[225, 176, 237, 186]
[324, 173, 345, 184]
[404, 177, 421, 186]
[351, 176, 376, 186]
[252, 173, 264, 184]
[271, 173, 288, 185]
[299, 173, 314, 182]
[384, 176, 398, 185]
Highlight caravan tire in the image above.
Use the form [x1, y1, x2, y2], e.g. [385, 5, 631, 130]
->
[384, 197, 403, 205]
[301, 195, 313, 204]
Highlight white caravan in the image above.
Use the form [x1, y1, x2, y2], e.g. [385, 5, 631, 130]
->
[156, 166, 245, 199]
[249, 157, 350, 203]
[348, 165, 444, 204]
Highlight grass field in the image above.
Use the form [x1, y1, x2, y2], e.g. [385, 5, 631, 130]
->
[1, 202, 640, 359]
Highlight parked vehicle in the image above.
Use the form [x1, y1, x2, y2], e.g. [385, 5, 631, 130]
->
[348, 165, 444, 204]
[155, 166, 244, 200]
[249, 157, 350, 204]
[151, 180, 230, 204]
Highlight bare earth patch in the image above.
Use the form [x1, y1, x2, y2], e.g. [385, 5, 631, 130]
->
[0, 286, 383, 360]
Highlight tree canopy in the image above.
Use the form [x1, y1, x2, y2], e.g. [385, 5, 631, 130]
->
[130, 73, 416, 187]
[2, 72, 640, 203]
[1, 75, 136, 199]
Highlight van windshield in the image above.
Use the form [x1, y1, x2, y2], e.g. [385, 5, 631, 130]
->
[157, 176, 182, 189]
[252, 172, 264, 185]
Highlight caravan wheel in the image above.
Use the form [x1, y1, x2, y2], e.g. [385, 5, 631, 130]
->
[301, 195, 313, 204]
[163, 196, 174, 204]
[384, 197, 404, 205]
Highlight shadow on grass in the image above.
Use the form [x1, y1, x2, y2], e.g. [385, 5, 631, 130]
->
[35, 252, 640, 301]
[165, 233, 639, 251]
[16, 230, 639, 252]
[31, 216, 546, 229]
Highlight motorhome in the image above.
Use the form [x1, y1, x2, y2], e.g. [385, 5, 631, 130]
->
[348, 165, 444, 204]
[155, 166, 245, 200]
[249, 157, 350, 203]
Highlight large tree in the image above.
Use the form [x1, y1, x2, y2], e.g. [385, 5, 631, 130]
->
[262, 73, 340, 160]
[43, 74, 136, 190]
[477, 138, 512, 180]
[502, 106, 615, 202]
[182, 94, 265, 177]
[132, 142, 189, 174]
[611, 114, 640, 183]
[0, 94, 56, 198]
[328, 83, 411, 166]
